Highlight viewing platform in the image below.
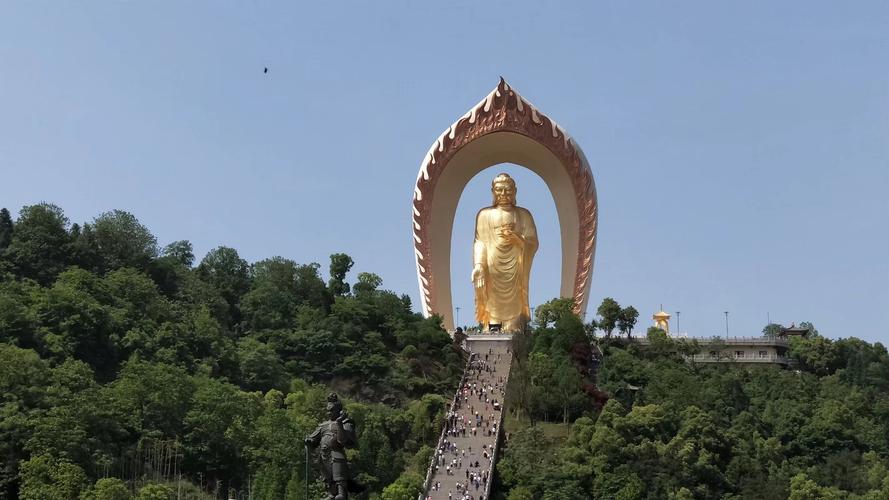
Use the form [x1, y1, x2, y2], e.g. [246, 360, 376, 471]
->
[629, 335, 790, 347]
[628, 335, 794, 366]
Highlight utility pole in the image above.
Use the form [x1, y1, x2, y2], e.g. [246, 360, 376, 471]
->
[676, 311, 681, 335]
[724, 311, 729, 336]
[455, 307, 461, 329]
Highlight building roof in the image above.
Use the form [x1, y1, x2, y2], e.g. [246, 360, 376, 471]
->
[780, 326, 810, 337]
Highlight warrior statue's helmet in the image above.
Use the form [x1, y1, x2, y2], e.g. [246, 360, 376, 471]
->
[326, 392, 343, 417]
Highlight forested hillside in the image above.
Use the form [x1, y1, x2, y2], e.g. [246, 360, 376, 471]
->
[3, 203, 889, 500]
[497, 302, 889, 499]
[0, 204, 464, 499]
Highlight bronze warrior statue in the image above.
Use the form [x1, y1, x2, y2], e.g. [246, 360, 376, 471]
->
[304, 393, 362, 500]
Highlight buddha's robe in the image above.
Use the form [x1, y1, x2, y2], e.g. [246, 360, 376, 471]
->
[473, 205, 538, 331]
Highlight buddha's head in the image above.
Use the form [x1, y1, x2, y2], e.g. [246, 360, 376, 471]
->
[491, 173, 517, 208]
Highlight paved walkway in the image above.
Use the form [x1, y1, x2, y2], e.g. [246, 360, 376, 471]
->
[423, 339, 512, 500]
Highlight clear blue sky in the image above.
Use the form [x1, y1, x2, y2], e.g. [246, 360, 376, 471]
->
[2, 2, 887, 343]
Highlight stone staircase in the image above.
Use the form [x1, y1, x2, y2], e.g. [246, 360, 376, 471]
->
[420, 335, 513, 500]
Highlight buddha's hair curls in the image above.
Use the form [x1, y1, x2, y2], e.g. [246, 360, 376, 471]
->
[491, 173, 515, 189]
[490, 173, 517, 205]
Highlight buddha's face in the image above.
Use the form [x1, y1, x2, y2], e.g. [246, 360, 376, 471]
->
[492, 181, 516, 207]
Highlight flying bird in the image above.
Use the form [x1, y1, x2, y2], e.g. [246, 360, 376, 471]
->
[263, 67, 268, 74]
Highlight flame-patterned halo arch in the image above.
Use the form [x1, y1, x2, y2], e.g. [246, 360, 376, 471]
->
[412, 78, 597, 331]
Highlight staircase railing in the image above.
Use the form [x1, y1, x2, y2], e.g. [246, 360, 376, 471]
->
[482, 349, 511, 500]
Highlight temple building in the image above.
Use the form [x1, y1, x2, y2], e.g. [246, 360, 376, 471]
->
[691, 337, 793, 365]
[652, 309, 671, 334]
[634, 310, 807, 367]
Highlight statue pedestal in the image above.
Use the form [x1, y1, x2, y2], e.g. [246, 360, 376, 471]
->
[463, 333, 513, 342]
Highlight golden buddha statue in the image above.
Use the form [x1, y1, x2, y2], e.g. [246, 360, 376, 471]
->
[472, 173, 538, 332]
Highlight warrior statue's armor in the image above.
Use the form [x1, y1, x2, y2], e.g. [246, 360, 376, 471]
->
[305, 393, 359, 500]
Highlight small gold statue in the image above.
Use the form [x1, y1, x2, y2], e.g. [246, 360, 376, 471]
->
[472, 173, 538, 332]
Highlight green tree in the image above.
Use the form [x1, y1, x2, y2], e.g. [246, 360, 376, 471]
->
[789, 335, 840, 375]
[106, 360, 194, 437]
[0, 344, 50, 495]
[5, 203, 71, 284]
[196, 246, 250, 326]
[533, 297, 575, 328]
[597, 297, 621, 338]
[241, 257, 302, 331]
[762, 323, 784, 338]
[507, 486, 535, 500]
[800, 321, 819, 337]
[105, 267, 171, 329]
[618, 306, 639, 337]
[81, 477, 132, 500]
[147, 241, 193, 299]
[92, 210, 158, 272]
[788, 473, 843, 500]
[25, 359, 123, 474]
[37, 267, 117, 371]
[242, 390, 312, 500]
[0, 207, 13, 251]
[135, 484, 174, 500]
[354, 410, 398, 491]
[553, 356, 583, 423]
[664, 406, 731, 496]
[379, 472, 423, 500]
[497, 426, 555, 497]
[293, 262, 332, 311]
[18, 454, 88, 500]
[527, 352, 560, 421]
[328, 253, 354, 296]
[182, 376, 252, 491]
[0, 277, 41, 347]
[237, 337, 287, 392]
[507, 328, 536, 424]
[584, 318, 599, 341]
[68, 223, 102, 273]
[646, 326, 669, 341]
[162, 240, 194, 268]
[243, 258, 333, 331]
[353, 272, 383, 296]
[835, 337, 889, 390]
